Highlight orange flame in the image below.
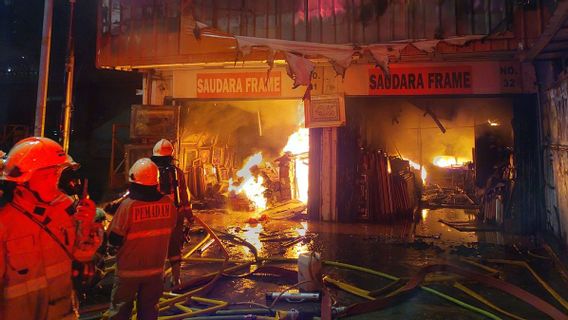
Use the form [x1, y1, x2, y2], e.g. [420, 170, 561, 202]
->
[283, 128, 310, 204]
[432, 156, 469, 168]
[405, 158, 427, 185]
[228, 152, 267, 211]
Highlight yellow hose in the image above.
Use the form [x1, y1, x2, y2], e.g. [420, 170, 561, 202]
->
[165, 233, 211, 276]
[323, 260, 502, 320]
[459, 257, 500, 275]
[453, 282, 526, 320]
[487, 259, 568, 312]
[323, 276, 374, 300]
[158, 297, 229, 320]
[183, 256, 297, 265]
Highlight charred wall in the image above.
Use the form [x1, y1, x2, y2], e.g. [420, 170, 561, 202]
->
[541, 75, 568, 245]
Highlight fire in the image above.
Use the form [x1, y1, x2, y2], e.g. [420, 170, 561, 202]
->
[432, 156, 469, 168]
[487, 119, 500, 127]
[228, 152, 267, 211]
[405, 158, 427, 185]
[283, 128, 309, 204]
[229, 127, 309, 212]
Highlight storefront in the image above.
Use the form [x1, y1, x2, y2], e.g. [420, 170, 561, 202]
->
[136, 60, 539, 228]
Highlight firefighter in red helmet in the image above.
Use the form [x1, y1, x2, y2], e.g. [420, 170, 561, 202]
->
[151, 139, 193, 289]
[0, 137, 101, 319]
[104, 158, 176, 320]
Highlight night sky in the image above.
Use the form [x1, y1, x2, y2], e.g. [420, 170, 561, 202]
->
[0, 0, 142, 200]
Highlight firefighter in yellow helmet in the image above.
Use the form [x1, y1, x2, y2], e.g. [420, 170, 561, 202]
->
[0, 137, 101, 320]
[104, 158, 176, 320]
[151, 139, 193, 289]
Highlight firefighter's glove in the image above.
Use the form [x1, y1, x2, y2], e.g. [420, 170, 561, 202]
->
[74, 199, 103, 262]
[75, 198, 96, 224]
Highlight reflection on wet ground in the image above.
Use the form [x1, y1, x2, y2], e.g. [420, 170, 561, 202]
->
[177, 208, 567, 319]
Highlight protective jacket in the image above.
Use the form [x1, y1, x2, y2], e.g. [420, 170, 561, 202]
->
[0, 187, 99, 320]
[108, 196, 176, 278]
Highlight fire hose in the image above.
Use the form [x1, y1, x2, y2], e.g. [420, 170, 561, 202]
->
[148, 215, 232, 320]
[88, 221, 568, 320]
[327, 262, 567, 320]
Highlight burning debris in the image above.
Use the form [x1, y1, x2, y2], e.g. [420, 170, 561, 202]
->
[215, 127, 309, 216]
[422, 185, 477, 209]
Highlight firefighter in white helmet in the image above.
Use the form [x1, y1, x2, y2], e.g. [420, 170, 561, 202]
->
[104, 158, 176, 320]
[0, 137, 101, 320]
[151, 138, 193, 289]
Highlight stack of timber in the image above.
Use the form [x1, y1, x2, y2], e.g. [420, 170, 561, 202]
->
[363, 151, 417, 222]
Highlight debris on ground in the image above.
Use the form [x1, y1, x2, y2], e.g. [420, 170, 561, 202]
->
[422, 184, 478, 209]
[439, 219, 501, 232]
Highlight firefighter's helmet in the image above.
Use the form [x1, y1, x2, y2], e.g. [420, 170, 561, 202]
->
[153, 139, 174, 157]
[1, 137, 78, 184]
[129, 158, 159, 186]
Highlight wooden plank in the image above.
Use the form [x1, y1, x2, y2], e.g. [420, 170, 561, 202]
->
[541, 40, 568, 53]
[473, 0, 489, 35]
[254, 0, 267, 37]
[456, 0, 472, 35]
[280, 0, 294, 40]
[321, 128, 331, 221]
[321, 0, 336, 43]
[351, 0, 365, 43]
[331, 127, 338, 221]
[554, 27, 568, 41]
[440, 0, 457, 38]
[424, 0, 438, 39]
[408, 0, 424, 40]
[362, 1, 378, 44]
[215, 0, 229, 33]
[489, 0, 507, 32]
[308, 128, 322, 220]
[245, 0, 255, 37]
[294, 0, 307, 41]
[267, 0, 277, 38]
[535, 51, 568, 60]
[378, 0, 392, 42]
[335, 0, 350, 43]
[392, 0, 407, 40]
[308, 0, 321, 42]
[228, 0, 241, 35]
[523, 0, 568, 61]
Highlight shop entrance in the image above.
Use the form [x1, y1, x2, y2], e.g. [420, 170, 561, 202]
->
[176, 99, 309, 217]
[337, 97, 516, 225]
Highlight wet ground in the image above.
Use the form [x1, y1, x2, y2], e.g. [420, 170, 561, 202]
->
[83, 208, 568, 319]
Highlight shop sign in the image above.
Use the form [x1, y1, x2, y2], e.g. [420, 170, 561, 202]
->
[305, 94, 346, 128]
[369, 66, 473, 95]
[196, 71, 282, 98]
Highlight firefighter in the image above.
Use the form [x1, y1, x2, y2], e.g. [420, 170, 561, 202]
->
[0, 137, 100, 320]
[104, 158, 176, 320]
[151, 139, 193, 289]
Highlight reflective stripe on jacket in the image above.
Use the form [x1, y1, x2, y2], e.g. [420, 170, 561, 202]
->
[0, 187, 79, 319]
[109, 196, 176, 278]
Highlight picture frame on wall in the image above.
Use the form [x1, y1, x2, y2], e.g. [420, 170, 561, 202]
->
[304, 94, 346, 128]
[130, 105, 180, 139]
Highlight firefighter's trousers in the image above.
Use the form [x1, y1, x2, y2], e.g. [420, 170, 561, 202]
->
[106, 274, 163, 320]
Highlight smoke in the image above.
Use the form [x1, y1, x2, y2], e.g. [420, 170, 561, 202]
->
[346, 97, 513, 168]
[179, 100, 304, 162]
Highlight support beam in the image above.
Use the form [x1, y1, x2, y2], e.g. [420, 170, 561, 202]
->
[521, 1, 568, 62]
[35, 0, 54, 136]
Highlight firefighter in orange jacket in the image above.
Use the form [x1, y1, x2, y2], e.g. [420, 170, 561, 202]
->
[105, 158, 176, 320]
[151, 139, 193, 288]
[0, 137, 100, 320]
